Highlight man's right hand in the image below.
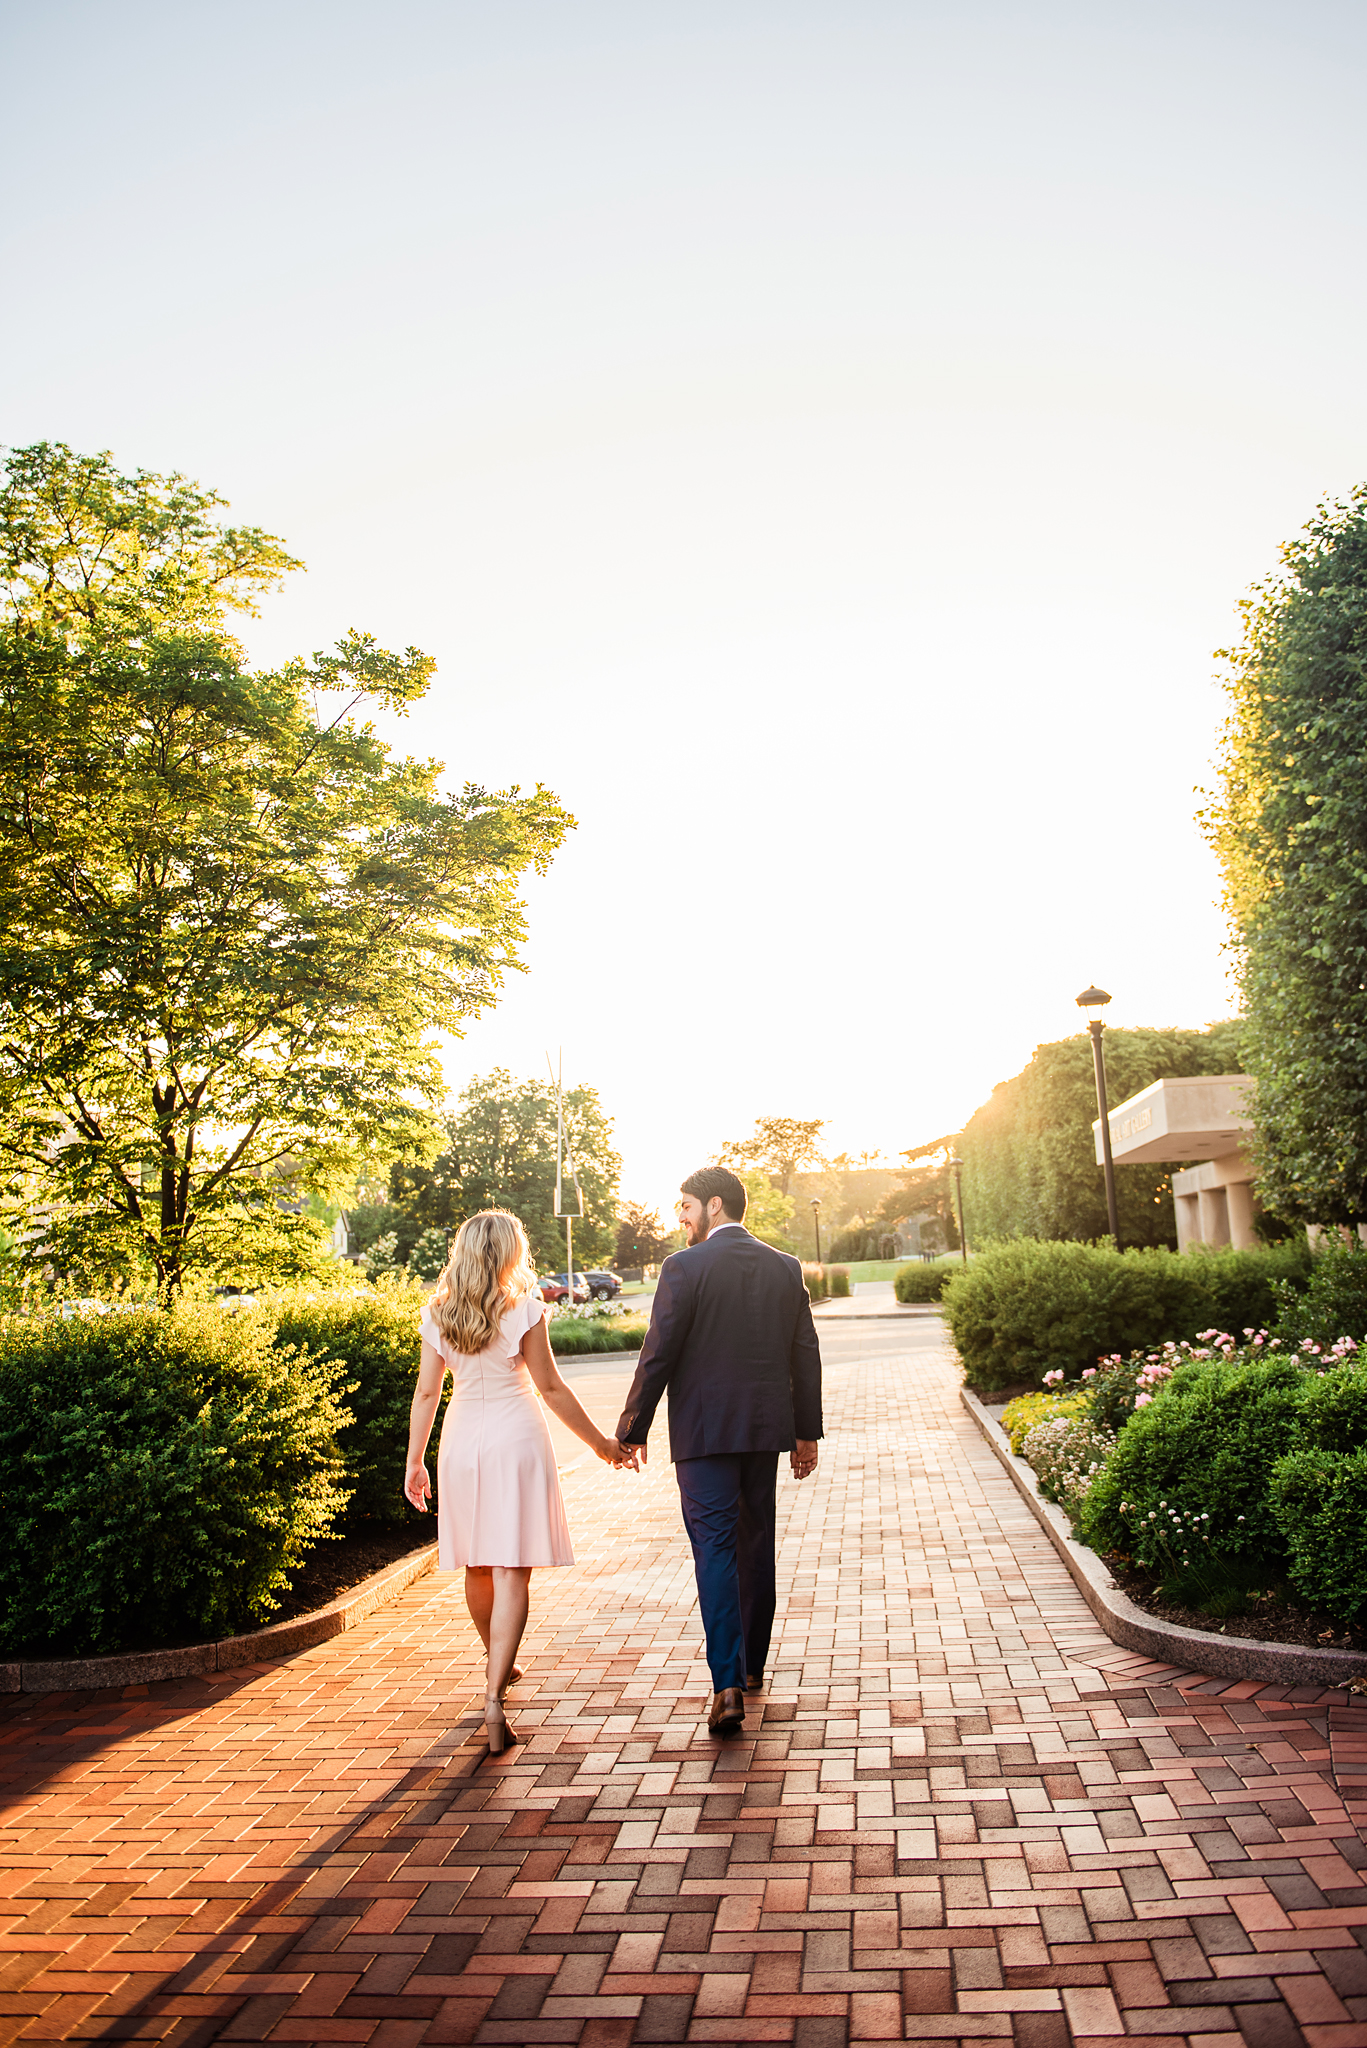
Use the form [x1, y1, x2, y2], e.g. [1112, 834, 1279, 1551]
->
[791, 1440, 818, 1480]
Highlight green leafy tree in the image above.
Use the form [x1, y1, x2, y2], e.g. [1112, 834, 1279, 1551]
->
[720, 1116, 827, 1196]
[879, 1136, 963, 1249]
[947, 1024, 1246, 1247]
[1205, 486, 1367, 1224]
[0, 443, 571, 1294]
[390, 1068, 621, 1268]
[735, 1168, 796, 1249]
[615, 1202, 671, 1269]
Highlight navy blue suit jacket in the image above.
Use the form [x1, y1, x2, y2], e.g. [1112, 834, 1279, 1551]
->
[615, 1226, 823, 1461]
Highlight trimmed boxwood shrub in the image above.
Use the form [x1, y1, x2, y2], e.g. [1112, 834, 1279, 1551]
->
[268, 1287, 433, 1524]
[944, 1238, 1311, 1391]
[894, 1263, 958, 1303]
[0, 1304, 352, 1657]
[1272, 1242, 1367, 1349]
[1077, 1354, 1308, 1580]
[1268, 1362, 1367, 1618]
[1074, 1350, 1367, 1619]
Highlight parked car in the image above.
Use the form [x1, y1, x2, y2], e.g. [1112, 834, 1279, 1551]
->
[583, 1270, 622, 1300]
[538, 1271, 590, 1303]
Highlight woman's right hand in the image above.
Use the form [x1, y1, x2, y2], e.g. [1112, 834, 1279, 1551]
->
[404, 1460, 431, 1511]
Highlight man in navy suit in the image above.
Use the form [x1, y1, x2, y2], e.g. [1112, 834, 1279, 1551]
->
[616, 1165, 823, 1735]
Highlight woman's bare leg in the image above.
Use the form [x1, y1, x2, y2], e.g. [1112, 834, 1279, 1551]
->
[465, 1566, 522, 1692]
[464, 1567, 494, 1650]
[487, 1567, 532, 1703]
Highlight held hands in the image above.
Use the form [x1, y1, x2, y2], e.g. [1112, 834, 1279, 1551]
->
[790, 1440, 818, 1481]
[598, 1434, 641, 1471]
[404, 1462, 432, 1512]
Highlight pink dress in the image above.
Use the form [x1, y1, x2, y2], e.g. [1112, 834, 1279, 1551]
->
[422, 1293, 575, 1569]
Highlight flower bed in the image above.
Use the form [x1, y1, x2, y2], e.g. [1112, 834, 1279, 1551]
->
[545, 1302, 648, 1354]
[1000, 1326, 1367, 1634]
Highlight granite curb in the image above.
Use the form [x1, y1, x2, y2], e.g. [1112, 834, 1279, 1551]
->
[811, 1307, 940, 1320]
[960, 1383, 1367, 1689]
[552, 1348, 645, 1366]
[2, 1540, 440, 1696]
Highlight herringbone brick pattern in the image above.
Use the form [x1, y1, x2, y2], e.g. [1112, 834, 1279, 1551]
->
[0, 1332, 1364, 2046]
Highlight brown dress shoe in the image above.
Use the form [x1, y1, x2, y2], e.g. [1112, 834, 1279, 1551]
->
[707, 1686, 746, 1735]
[745, 1671, 763, 1692]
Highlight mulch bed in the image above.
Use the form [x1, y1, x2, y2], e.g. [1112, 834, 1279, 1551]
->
[1104, 1555, 1366, 1654]
[265, 1519, 436, 1625]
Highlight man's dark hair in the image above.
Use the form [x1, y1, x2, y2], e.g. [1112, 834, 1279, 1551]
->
[680, 1165, 748, 1221]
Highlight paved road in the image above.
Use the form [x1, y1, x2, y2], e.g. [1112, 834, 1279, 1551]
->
[0, 1322, 1363, 2044]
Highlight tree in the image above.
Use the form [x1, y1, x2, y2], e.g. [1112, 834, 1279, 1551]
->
[879, 1137, 962, 1250]
[735, 1169, 796, 1249]
[615, 1202, 671, 1270]
[944, 1024, 1246, 1247]
[389, 1068, 621, 1269]
[1205, 486, 1367, 1224]
[720, 1117, 827, 1196]
[0, 443, 571, 1293]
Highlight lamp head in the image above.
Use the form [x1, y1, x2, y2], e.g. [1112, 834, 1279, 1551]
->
[1075, 985, 1112, 1026]
[949, 1153, 963, 1171]
[810, 1196, 821, 1209]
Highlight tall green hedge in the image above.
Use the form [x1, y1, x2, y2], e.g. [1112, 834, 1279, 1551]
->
[0, 1305, 352, 1656]
[956, 1022, 1246, 1248]
[269, 1287, 435, 1523]
[946, 1238, 1311, 1391]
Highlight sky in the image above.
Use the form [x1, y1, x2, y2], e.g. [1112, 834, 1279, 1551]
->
[4, 0, 1367, 1214]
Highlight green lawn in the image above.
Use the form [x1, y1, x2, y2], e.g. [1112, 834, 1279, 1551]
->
[837, 1257, 968, 1283]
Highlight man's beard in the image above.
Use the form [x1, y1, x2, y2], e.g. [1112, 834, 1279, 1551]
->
[685, 1211, 708, 1245]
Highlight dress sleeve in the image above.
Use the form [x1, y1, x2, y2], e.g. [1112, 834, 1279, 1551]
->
[419, 1305, 445, 1357]
[524, 1291, 548, 1331]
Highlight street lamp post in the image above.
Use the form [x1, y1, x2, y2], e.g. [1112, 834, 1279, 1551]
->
[950, 1153, 968, 1264]
[1076, 985, 1121, 1245]
[810, 1197, 822, 1265]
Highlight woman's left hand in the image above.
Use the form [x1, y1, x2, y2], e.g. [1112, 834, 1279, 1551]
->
[597, 1434, 640, 1470]
[404, 1461, 431, 1511]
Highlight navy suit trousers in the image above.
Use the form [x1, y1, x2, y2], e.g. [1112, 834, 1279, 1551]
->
[675, 1451, 779, 1693]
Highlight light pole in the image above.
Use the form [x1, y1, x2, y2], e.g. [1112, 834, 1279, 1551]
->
[810, 1197, 822, 1265]
[950, 1153, 968, 1264]
[1076, 985, 1121, 1245]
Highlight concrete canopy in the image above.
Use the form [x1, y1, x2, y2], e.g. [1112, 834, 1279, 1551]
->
[1092, 1075, 1252, 1167]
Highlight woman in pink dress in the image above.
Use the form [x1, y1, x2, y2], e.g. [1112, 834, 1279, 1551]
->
[404, 1209, 637, 1752]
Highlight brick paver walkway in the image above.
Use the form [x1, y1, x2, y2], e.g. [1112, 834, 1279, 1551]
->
[1, 1328, 1365, 2046]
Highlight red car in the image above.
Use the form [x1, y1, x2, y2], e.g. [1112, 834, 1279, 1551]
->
[537, 1271, 590, 1304]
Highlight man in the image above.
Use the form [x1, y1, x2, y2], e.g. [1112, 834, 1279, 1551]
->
[616, 1165, 823, 1736]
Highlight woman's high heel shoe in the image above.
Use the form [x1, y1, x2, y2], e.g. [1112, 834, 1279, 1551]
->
[484, 1695, 517, 1756]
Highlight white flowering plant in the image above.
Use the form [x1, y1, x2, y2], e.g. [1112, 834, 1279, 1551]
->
[1021, 1412, 1117, 1518]
[1115, 1494, 1249, 1611]
[546, 1298, 630, 1322]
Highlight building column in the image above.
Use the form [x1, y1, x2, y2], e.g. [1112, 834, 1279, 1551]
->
[1198, 1187, 1230, 1248]
[1174, 1192, 1201, 1252]
[1225, 1180, 1257, 1251]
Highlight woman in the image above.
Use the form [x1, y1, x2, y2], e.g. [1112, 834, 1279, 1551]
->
[404, 1209, 637, 1752]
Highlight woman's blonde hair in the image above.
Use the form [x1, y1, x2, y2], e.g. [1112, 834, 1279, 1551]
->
[429, 1209, 539, 1355]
